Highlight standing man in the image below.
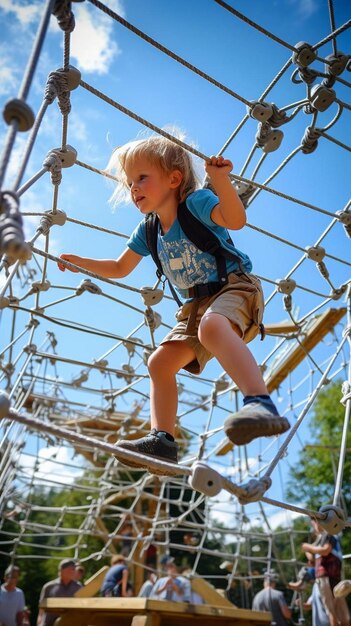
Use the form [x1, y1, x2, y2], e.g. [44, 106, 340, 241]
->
[0, 566, 25, 626]
[302, 520, 350, 626]
[37, 559, 81, 626]
[149, 561, 191, 603]
[252, 572, 291, 626]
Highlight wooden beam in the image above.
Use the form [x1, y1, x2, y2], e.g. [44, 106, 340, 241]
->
[190, 578, 233, 608]
[74, 566, 109, 598]
[41, 597, 271, 624]
[265, 307, 346, 393]
[131, 615, 161, 626]
[264, 320, 300, 335]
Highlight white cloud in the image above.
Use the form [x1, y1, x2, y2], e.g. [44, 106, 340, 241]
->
[21, 445, 84, 485]
[68, 110, 88, 143]
[265, 507, 301, 529]
[0, 50, 18, 96]
[288, 0, 318, 19]
[0, 0, 41, 25]
[70, 3, 122, 75]
[2, 135, 29, 187]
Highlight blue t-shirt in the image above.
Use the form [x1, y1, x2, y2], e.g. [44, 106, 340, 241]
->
[100, 564, 127, 595]
[0, 586, 25, 626]
[127, 188, 252, 299]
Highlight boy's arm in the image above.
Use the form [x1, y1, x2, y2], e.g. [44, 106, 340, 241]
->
[302, 540, 332, 557]
[205, 156, 246, 230]
[58, 247, 143, 278]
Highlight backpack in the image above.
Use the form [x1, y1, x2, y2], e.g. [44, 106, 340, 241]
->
[145, 200, 246, 306]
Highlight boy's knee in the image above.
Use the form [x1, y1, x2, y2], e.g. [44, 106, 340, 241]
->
[147, 347, 163, 373]
[198, 313, 217, 342]
[147, 345, 177, 376]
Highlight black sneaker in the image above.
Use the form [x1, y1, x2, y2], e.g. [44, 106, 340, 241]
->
[224, 401, 290, 445]
[116, 429, 178, 471]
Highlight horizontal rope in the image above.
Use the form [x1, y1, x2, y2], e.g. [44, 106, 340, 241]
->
[88, 0, 250, 105]
[80, 80, 338, 219]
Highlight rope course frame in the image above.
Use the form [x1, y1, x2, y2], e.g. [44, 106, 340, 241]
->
[0, 0, 350, 608]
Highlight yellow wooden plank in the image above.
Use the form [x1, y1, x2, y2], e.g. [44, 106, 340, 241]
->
[190, 578, 233, 608]
[131, 615, 161, 626]
[41, 598, 148, 611]
[42, 597, 271, 625]
[145, 599, 270, 621]
[264, 320, 300, 335]
[74, 566, 109, 598]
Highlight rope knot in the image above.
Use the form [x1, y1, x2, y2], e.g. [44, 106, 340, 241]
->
[0, 191, 31, 263]
[298, 66, 319, 85]
[237, 477, 272, 505]
[317, 261, 329, 279]
[255, 122, 283, 153]
[301, 126, 321, 154]
[144, 308, 161, 331]
[340, 381, 351, 405]
[45, 69, 70, 112]
[269, 104, 289, 128]
[43, 150, 63, 186]
[52, 0, 75, 32]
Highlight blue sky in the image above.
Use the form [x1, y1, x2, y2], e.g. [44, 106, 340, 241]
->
[0, 0, 350, 529]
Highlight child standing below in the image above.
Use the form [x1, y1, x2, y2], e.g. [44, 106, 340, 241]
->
[58, 135, 290, 467]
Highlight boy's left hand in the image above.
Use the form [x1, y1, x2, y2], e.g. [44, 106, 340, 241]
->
[205, 155, 233, 176]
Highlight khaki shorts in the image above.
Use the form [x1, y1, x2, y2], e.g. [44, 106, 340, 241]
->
[161, 273, 264, 374]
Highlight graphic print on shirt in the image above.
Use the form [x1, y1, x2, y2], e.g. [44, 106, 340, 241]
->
[158, 237, 218, 292]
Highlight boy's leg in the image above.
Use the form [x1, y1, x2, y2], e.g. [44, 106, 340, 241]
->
[288, 567, 310, 590]
[149, 342, 196, 435]
[198, 313, 290, 445]
[117, 341, 196, 464]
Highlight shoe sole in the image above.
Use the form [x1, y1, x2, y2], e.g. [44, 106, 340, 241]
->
[224, 416, 290, 445]
[114, 446, 179, 476]
[333, 581, 351, 598]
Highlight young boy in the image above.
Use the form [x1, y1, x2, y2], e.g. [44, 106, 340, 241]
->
[58, 135, 290, 467]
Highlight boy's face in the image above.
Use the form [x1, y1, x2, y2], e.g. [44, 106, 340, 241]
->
[125, 156, 180, 214]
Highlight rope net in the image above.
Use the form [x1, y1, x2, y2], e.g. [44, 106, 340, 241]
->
[0, 0, 350, 605]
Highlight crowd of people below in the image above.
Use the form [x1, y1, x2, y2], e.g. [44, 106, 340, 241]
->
[1, 519, 351, 626]
[100, 554, 205, 604]
[252, 519, 351, 626]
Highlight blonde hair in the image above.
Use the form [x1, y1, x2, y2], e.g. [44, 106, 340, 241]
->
[106, 134, 200, 207]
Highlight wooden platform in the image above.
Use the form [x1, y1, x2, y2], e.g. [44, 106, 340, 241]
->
[41, 597, 271, 626]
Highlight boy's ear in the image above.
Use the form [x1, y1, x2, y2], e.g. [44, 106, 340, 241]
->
[169, 170, 183, 188]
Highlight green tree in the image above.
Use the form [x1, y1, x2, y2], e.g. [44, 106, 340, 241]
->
[287, 380, 351, 575]
[287, 381, 351, 508]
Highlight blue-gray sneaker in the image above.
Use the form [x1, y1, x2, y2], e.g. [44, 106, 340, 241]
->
[224, 402, 290, 445]
[116, 429, 178, 469]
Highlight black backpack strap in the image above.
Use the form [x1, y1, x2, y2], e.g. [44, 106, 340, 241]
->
[145, 202, 249, 305]
[145, 212, 163, 279]
[145, 212, 183, 307]
[177, 201, 244, 292]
